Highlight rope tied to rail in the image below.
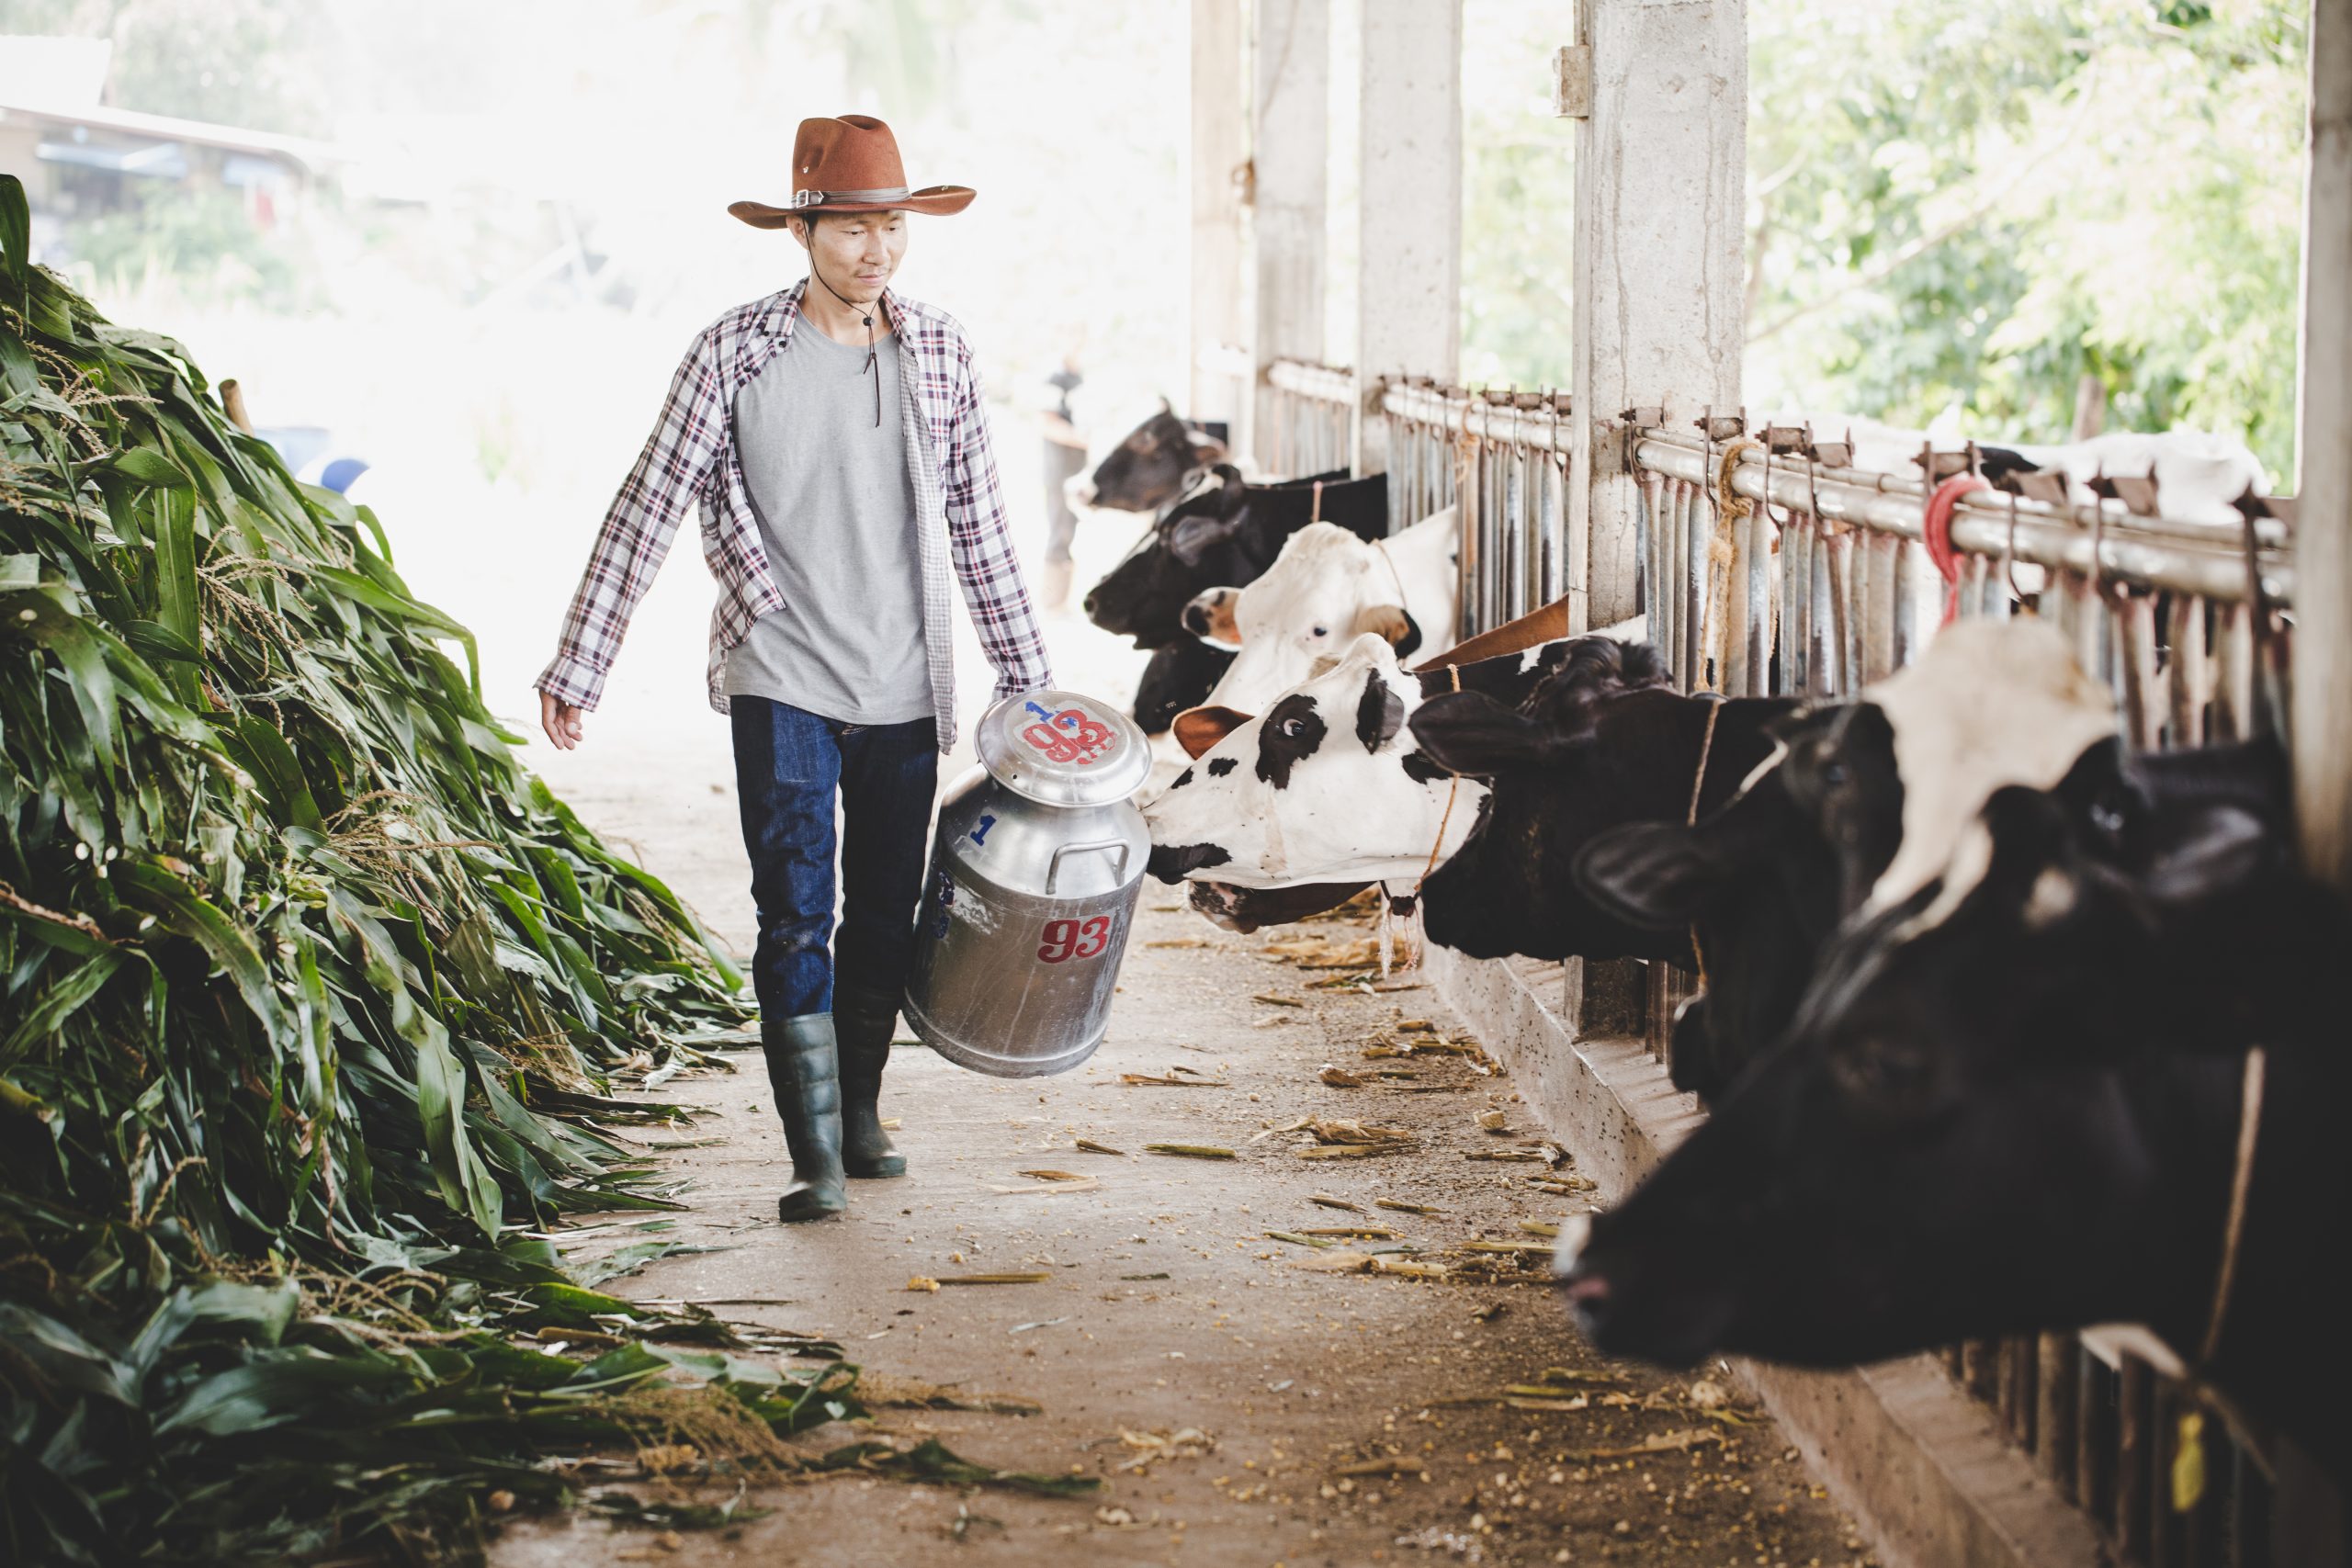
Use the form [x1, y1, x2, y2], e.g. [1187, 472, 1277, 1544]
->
[1683, 697, 1723, 990]
[1702, 439, 1765, 690]
[1922, 473, 1990, 627]
[1413, 662, 1467, 902]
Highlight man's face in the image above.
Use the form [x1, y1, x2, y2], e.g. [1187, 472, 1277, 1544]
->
[796, 211, 908, 303]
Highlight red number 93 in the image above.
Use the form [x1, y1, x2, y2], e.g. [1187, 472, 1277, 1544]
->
[1038, 916, 1113, 964]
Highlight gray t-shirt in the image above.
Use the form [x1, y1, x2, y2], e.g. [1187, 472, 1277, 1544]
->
[722, 322, 932, 724]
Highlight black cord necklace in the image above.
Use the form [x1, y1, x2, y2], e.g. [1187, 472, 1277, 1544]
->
[808, 258, 882, 429]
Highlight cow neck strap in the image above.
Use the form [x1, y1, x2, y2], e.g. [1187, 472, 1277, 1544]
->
[1412, 663, 1467, 898]
[2172, 1043, 2267, 1513]
[1372, 535, 1408, 608]
[2198, 1044, 2267, 1369]
[1685, 700, 1723, 989]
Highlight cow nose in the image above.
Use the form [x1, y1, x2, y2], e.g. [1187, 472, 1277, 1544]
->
[1182, 604, 1208, 636]
[1081, 591, 1099, 616]
[1074, 481, 1098, 506]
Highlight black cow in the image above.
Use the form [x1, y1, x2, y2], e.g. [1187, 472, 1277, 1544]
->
[1556, 618, 2124, 1100]
[1576, 721, 2297, 1100]
[1079, 408, 1228, 515]
[1408, 683, 1801, 966]
[1556, 760, 2352, 1473]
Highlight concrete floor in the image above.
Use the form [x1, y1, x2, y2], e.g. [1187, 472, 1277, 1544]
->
[488, 870, 1874, 1566]
[481, 514, 1877, 1564]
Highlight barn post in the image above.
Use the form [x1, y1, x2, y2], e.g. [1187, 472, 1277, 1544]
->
[1191, 0, 1249, 433]
[1563, 0, 1747, 629]
[1352, 0, 1462, 479]
[1246, 0, 1329, 468]
[2295, 0, 2352, 894]
[2276, 13, 2352, 1555]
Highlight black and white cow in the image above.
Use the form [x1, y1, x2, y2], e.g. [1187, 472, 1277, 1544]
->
[1185, 509, 1460, 718]
[1083, 469, 1380, 646]
[1082, 469, 1385, 734]
[1074, 407, 1229, 516]
[1569, 618, 2122, 1099]
[1555, 761, 2351, 1473]
[1143, 632, 1668, 908]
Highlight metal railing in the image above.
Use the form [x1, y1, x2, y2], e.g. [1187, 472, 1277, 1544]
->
[1623, 416, 2299, 1568]
[1261, 357, 1355, 480]
[1379, 381, 1577, 634]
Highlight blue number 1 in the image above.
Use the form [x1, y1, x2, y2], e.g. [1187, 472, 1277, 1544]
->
[971, 814, 996, 845]
[1023, 700, 1055, 722]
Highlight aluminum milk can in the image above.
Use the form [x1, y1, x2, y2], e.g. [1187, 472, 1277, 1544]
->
[903, 690, 1152, 1077]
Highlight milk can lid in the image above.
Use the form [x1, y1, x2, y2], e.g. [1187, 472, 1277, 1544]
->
[974, 690, 1152, 807]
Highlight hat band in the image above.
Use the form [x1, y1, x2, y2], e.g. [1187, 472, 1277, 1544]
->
[792, 186, 912, 208]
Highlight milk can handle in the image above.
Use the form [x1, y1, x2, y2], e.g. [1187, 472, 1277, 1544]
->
[1046, 839, 1130, 894]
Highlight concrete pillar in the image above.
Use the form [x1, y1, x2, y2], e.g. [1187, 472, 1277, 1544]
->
[1191, 0, 1248, 428]
[2296, 0, 2352, 892]
[1353, 0, 1462, 478]
[1248, 0, 1329, 468]
[1565, 0, 1747, 627]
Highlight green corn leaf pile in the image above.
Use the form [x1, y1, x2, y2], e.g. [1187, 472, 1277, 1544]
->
[0, 172, 899, 1563]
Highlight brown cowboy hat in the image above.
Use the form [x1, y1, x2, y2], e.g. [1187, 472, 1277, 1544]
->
[729, 114, 975, 227]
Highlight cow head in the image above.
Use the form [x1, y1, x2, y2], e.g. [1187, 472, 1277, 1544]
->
[1410, 677, 1786, 964]
[1555, 773, 2337, 1371]
[1559, 619, 2119, 1099]
[1082, 473, 1252, 643]
[1080, 407, 1226, 514]
[1203, 523, 1425, 714]
[1144, 634, 1467, 891]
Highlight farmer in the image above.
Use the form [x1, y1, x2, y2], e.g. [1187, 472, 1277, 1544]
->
[534, 115, 1054, 1223]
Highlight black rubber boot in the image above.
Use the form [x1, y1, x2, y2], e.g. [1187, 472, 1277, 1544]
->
[765, 1012, 847, 1222]
[833, 984, 907, 1179]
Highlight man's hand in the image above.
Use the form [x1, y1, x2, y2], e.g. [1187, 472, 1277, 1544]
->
[540, 690, 585, 750]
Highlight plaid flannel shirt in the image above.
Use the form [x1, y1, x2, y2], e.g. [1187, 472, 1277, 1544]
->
[536, 279, 1053, 752]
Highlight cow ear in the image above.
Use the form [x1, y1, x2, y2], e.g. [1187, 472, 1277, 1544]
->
[1355, 667, 1407, 752]
[2142, 802, 2272, 908]
[1191, 436, 1228, 466]
[1173, 704, 1253, 760]
[1574, 821, 1736, 930]
[1408, 691, 1555, 776]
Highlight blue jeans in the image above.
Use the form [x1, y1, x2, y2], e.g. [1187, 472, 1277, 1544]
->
[729, 697, 940, 1021]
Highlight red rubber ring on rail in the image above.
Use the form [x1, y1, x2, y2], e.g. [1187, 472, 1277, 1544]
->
[1922, 474, 1990, 627]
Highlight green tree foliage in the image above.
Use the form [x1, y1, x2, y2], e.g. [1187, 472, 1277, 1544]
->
[1745, 0, 2307, 473]
[1461, 2, 2306, 476]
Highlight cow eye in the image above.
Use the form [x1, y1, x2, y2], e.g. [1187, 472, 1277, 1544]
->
[1281, 716, 1306, 738]
[1834, 1035, 1939, 1112]
[1820, 760, 1849, 787]
[1311, 626, 1329, 637]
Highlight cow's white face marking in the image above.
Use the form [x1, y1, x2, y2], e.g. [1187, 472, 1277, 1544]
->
[1864, 618, 2118, 915]
[1200, 509, 1459, 715]
[1141, 634, 1484, 887]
